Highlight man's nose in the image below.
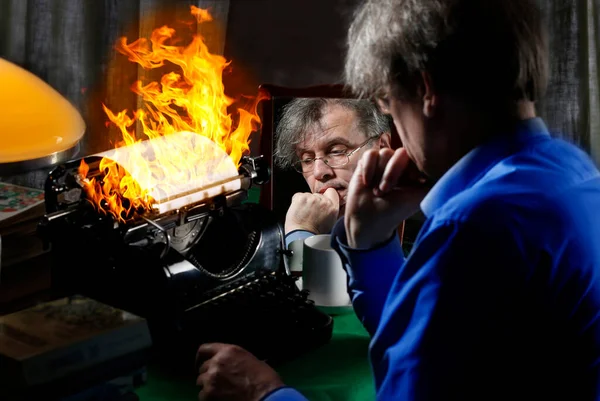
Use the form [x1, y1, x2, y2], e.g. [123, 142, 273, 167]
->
[312, 158, 334, 181]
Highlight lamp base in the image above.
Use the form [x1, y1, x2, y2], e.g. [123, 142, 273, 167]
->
[0, 142, 80, 176]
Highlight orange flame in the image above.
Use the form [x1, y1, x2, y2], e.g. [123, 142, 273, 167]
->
[80, 6, 264, 222]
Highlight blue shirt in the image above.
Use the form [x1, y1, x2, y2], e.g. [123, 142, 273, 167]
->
[264, 118, 600, 401]
[285, 229, 314, 248]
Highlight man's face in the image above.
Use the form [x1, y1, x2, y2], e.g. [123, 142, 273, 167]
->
[379, 79, 465, 179]
[384, 96, 427, 172]
[295, 104, 386, 212]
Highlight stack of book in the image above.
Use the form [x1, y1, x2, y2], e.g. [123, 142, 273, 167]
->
[0, 296, 153, 400]
[0, 181, 47, 268]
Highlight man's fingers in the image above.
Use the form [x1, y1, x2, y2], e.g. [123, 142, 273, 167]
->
[196, 343, 227, 370]
[197, 360, 210, 375]
[379, 148, 412, 193]
[323, 187, 340, 210]
[373, 148, 396, 195]
[196, 372, 205, 386]
[197, 377, 211, 401]
[358, 149, 379, 188]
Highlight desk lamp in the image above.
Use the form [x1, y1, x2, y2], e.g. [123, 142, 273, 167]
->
[0, 58, 85, 175]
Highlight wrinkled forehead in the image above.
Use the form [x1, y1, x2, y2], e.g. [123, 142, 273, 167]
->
[295, 104, 366, 152]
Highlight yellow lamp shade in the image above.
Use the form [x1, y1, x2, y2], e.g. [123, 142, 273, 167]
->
[0, 58, 85, 171]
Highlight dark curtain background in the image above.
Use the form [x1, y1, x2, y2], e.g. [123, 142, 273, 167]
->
[538, 0, 600, 162]
[0, 0, 230, 188]
[0, 0, 598, 188]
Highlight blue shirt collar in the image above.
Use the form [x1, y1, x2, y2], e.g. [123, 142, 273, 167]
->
[420, 118, 550, 217]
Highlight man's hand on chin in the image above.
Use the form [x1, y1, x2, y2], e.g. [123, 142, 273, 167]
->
[345, 148, 429, 249]
[196, 343, 285, 401]
[284, 188, 340, 235]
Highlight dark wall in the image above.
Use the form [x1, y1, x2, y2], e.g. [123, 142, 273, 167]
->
[223, 0, 359, 95]
[223, 0, 360, 167]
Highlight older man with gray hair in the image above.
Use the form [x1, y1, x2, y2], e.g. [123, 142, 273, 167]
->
[195, 0, 600, 400]
[273, 98, 391, 246]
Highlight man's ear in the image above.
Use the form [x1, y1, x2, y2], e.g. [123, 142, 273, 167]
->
[420, 71, 437, 118]
[378, 132, 392, 149]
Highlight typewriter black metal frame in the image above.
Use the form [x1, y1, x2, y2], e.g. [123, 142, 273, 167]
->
[38, 152, 334, 369]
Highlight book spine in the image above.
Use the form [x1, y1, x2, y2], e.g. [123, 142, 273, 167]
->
[22, 323, 152, 386]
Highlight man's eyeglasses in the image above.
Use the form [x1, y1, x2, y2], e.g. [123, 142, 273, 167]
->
[293, 137, 376, 174]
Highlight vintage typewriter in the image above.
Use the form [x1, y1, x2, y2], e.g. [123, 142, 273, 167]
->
[37, 133, 333, 366]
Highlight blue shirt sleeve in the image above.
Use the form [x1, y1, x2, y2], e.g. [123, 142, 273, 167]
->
[261, 386, 309, 401]
[330, 218, 406, 336]
[285, 230, 315, 248]
[370, 217, 528, 400]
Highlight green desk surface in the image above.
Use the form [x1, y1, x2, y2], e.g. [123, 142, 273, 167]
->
[135, 311, 376, 401]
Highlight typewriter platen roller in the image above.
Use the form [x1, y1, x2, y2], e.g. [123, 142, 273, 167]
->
[38, 150, 334, 364]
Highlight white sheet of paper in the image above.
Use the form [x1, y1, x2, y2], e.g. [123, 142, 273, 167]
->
[95, 131, 241, 213]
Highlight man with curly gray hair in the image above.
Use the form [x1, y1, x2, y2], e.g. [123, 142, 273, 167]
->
[273, 98, 391, 246]
[195, 1, 600, 400]
[331, 0, 600, 401]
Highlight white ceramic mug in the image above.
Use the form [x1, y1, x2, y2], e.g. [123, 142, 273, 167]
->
[288, 238, 304, 277]
[302, 234, 352, 308]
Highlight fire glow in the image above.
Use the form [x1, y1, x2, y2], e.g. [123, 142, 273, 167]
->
[79, 6, 263, 222]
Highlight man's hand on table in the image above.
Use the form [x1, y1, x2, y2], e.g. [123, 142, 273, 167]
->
[196, 343, 285, 401]
[284, 188, 340, 235]
[345, 148, 429, 249]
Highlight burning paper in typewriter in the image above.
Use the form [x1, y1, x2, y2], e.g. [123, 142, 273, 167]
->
[79, 6, 265, 222]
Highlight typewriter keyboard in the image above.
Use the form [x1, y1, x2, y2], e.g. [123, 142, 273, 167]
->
[161, 272, 334, 366]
